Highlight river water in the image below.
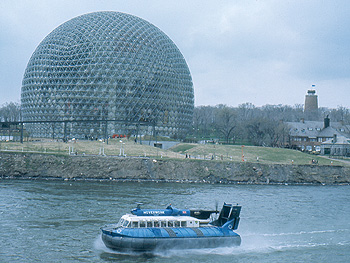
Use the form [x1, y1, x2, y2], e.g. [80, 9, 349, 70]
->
[0, 179, 349, 263]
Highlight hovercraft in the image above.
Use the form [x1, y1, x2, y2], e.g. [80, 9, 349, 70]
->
[100, 202, 241, 252]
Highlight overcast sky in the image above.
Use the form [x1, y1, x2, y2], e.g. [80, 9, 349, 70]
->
[1, 0, 349, 108]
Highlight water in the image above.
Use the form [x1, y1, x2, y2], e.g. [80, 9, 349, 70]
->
[0, 179, 349, 262]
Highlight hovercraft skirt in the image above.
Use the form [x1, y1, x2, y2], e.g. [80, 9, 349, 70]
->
[101, 232, 241, 252]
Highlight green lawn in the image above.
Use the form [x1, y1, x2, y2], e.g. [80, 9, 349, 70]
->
[171, 143, 347, 166]
[0, 139, 348, 166]
[0, 139, 181, 159]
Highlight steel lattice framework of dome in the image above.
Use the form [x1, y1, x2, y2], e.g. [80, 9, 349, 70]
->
[21, 11, 194, 139]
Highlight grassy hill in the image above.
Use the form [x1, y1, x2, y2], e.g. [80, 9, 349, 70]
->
[0, 138, 181, 159]
[0, 139, 348, 166]
[171, 143, 346, 166]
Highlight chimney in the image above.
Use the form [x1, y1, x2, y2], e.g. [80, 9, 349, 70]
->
[324, 115, 330, 129]
[333, 134, 337, 143]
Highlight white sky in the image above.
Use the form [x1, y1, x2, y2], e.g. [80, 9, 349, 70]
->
[1, 0, 349, 108]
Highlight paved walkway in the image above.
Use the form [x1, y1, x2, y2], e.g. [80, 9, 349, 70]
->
[318, 155, 350, 165]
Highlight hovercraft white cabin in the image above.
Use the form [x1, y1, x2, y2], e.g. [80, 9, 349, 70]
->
[100, 203, 242, 252]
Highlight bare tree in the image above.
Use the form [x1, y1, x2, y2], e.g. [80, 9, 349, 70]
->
[237, 102, 256, 121]
[192, 106, 216, 138]
[214, 106, 237, 143]
[0, 102, 21, 122]
[192, 103, 349, 146]
[328, 106, 349, 122]
[245, 117, 265, 146]
[242, 116, 290, 147]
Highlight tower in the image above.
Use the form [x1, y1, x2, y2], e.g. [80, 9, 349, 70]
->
[304, 88, 318, 112]
[304, 87, 318, 120]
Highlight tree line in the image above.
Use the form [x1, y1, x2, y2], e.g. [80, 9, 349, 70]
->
[0, 102, 21, 122]
[190, 103, 350, 147]
[1, 101, 349, 146]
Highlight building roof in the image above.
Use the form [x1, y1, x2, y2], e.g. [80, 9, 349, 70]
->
[317, 126, 343, 137]
[287, 120, 350, 138]
[321, 135, 350, 145]
[286, 120, 323, 137]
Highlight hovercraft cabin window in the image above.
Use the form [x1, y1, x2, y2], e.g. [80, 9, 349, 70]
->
[122, 220, 129, 227]
[117, 218, 130, 227]
[117, 218, 124, 227]
[128, 220, 188, 228]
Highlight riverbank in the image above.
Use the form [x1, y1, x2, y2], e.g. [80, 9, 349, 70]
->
[1, 152, 349, 184]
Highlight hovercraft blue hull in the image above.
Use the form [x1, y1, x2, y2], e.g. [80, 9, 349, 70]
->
[101, 226, 241, 252]
[100, 203, 242, 252]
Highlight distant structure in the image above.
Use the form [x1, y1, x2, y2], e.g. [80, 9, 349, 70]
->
[304, 87, 318, 119]
[287, 116, 350, 155]
[304, 89, 318, 112]
[21, 11, 194, 139]
[321, 134, 350, 156]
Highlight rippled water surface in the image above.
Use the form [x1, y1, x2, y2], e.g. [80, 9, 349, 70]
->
[1, 179, 349, 262]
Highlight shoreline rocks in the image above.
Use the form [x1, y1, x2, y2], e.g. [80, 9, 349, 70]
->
[1, 152, 350, 185]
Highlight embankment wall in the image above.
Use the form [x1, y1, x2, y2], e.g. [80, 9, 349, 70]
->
[1, 152, 349, 184]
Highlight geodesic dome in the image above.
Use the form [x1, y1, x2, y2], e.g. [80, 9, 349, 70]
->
[21, 11, 194, 139]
